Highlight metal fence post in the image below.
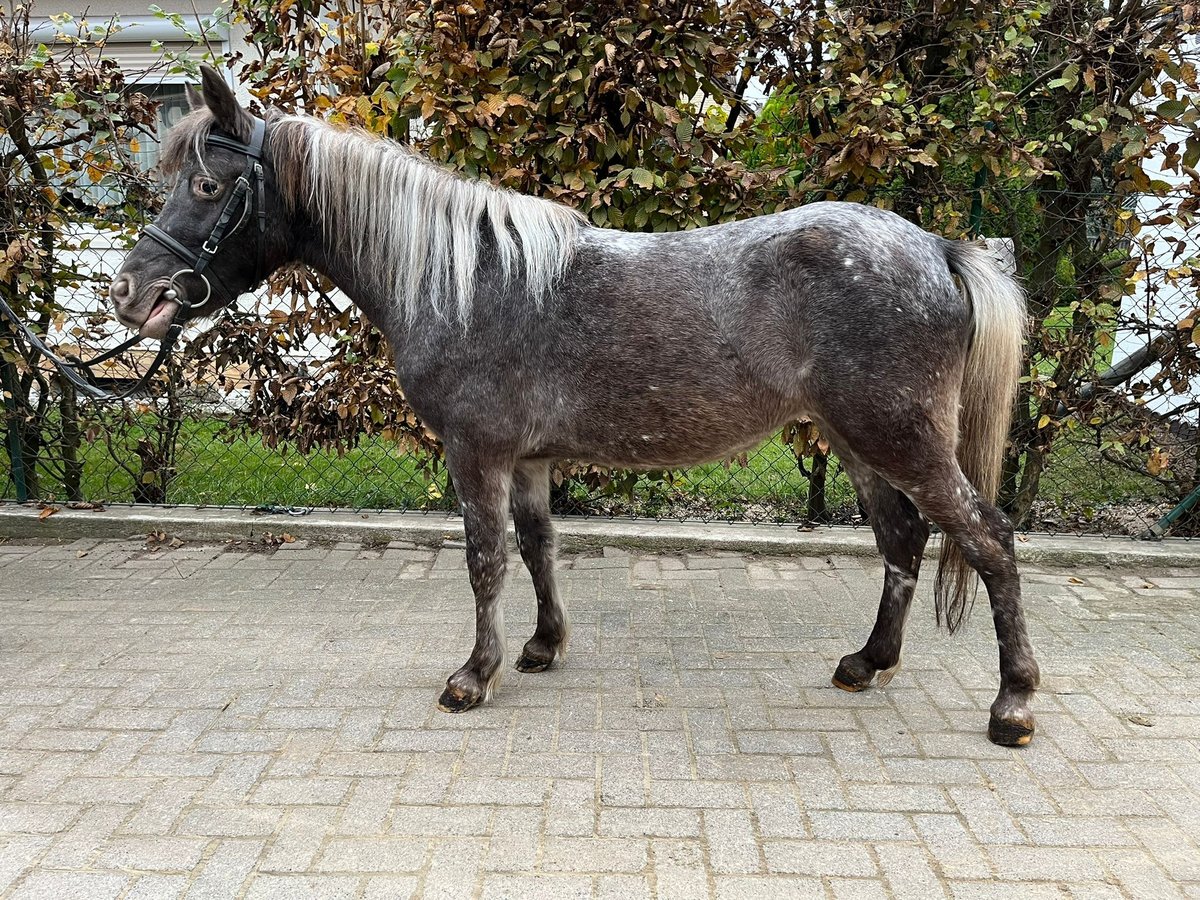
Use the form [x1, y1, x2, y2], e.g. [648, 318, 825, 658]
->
[1141, 485, 1200, 539]
[1, 355, 29, 502]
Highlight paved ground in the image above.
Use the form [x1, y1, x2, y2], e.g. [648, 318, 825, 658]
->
[0, 535, 1197, 900]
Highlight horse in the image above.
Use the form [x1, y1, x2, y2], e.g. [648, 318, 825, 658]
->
[109, 65, 1040, 746]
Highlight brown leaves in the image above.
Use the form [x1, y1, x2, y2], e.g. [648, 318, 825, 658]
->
[1181, 310, 1200, 349]
[1146, 448, 1170, 477]
[258, 531, 297, 548]
[785, 421, 828, 459]
[144, 531, 184, 550]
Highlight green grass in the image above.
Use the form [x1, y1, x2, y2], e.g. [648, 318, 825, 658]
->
[4, 415, 837, 515]
[562, 439, 859, 521]
[77, 417, 451, 510]
[0, 413, 1172, 525]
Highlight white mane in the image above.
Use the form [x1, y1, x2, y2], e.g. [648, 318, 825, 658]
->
[277, 116, 585, 323]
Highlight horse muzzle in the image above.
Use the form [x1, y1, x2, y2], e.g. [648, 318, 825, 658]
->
[110, 274, 185, 339]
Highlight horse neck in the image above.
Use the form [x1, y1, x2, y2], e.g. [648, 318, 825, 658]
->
[275, 117, 580, 335]
[294, 228, 405, 335]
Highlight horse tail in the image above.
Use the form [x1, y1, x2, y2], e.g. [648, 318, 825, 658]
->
[935, 240, 1027, 632]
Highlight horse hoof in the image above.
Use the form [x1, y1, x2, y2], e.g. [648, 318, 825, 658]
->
[988, 713, 1035, 747]
[436, 685, 482, 714]
[832, 654, 875, 692]
[514, 652, 553, 673]
[831, 675, 866, 693]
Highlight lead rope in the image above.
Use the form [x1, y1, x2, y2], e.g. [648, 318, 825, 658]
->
[0, 291, 194, 401]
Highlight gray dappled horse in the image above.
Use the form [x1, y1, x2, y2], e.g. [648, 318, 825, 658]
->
[110, 66, 1040, 746]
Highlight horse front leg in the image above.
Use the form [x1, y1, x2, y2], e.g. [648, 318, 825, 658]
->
[511, 460, 570, 672]
[437, 451, 513, 713]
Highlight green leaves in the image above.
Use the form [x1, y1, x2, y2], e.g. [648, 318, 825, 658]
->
[1156, 99, 1187, 119]
[363, 0, 771, 232]
[1049, 62, 1080, 91]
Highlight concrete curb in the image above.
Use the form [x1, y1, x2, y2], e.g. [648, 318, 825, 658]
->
[1, 503, 1197, 568]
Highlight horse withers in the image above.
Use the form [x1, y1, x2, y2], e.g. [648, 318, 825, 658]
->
[111, 66, 1039, 746]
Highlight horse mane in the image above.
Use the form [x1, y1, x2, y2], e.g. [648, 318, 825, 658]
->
[268, 115, 585, 324]
[161, 108, 584, 323]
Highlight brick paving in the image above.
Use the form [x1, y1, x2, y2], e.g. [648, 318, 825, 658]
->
[0, 535, 1197, 899]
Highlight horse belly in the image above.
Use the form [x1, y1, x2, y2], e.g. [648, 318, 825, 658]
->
[538, 374, 800, 469]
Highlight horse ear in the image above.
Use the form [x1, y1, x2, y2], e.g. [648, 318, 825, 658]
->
[198, 63, 253, 140]
[185, 83, 204, 111]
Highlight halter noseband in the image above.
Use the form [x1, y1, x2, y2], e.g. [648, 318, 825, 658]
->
[0, 116, 268, 402]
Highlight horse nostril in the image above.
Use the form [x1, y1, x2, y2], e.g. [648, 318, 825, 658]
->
[110, 275, 133, 304]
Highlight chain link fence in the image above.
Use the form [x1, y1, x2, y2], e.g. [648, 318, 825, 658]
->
[3, 187, 1199, 538]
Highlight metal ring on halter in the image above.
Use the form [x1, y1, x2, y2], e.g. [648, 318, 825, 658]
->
[165, 268, 209, 309]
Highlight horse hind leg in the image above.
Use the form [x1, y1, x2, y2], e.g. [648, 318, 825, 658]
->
[903, 465, 1040, 746]
[832, 460, 929, 693]
[822, 406, 1038, 745]
[510, 460, 570, 672]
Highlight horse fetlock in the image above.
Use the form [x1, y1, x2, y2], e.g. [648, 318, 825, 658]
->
[483, 661, 505, 701]
[1013, 657, 1041, 692]
[874, 659, 902, 687]
[557, 618, 572, 658]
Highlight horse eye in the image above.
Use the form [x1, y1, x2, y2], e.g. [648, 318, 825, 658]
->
[193, 177, 221, 198]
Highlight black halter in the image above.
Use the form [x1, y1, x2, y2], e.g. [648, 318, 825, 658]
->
[0, 117, 268, 401]
[144, 117, 268, 307]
